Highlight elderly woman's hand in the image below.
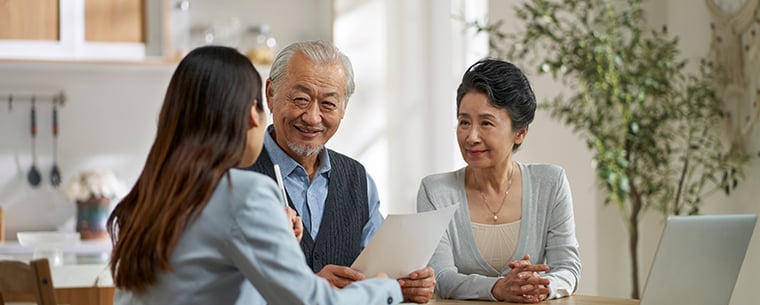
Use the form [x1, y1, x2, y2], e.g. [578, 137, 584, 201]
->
[491, 254, 551, 303]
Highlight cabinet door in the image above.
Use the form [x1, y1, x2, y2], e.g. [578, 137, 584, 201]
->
[0, 0, 163, 61]
[78, 0, 148, 60]
[0, 0, 60, 41]
[84, 0, 144, 43]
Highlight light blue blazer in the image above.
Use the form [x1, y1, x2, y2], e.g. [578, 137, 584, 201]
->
[115, 169, 401, 305]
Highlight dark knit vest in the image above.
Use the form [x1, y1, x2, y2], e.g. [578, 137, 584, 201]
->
[245, 148, 369, 272]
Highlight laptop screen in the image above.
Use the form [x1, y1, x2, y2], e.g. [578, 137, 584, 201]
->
[639, 214, 756, 305]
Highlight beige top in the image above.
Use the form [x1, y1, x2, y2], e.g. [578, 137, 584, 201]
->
[471, 220, 521, 271]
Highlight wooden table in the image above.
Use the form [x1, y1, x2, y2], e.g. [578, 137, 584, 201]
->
[5, 287, 113, 305]
[55, 287, 114, 305]
[52, 264, 114, 305]
[425, 295, 639, 305]
[50, 291, 633, 305]
[10, 290, 635, 305]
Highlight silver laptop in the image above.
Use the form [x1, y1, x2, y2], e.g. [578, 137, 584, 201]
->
[640, 214, 756, 305]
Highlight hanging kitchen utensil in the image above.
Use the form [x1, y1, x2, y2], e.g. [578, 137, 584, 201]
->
[50, 98, 61, 187]
[27, 97, 41, 187]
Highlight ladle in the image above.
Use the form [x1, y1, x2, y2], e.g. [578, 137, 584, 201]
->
[50, 98, 61, 187]
[28, 97, 41, 187]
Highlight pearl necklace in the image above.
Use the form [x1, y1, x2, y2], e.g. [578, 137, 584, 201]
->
[473, 162, 515, 222]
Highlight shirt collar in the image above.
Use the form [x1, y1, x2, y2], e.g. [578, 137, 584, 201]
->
[263, 124, 331, 178]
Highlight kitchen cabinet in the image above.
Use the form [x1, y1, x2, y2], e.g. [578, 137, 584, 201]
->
[0, 0, 59, 40]
[1, 0, 335, 63]
[84, 0, 144, 43]
[0, 0, 166, 62]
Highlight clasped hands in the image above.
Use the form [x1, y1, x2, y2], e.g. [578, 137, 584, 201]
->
[492, 254, 551, 303]
[317, 265, 436, 304]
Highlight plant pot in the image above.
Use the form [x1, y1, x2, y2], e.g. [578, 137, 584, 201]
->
[76, 196, 111, 240]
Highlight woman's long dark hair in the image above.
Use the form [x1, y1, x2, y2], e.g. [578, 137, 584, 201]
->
[107, 46, 264, 292]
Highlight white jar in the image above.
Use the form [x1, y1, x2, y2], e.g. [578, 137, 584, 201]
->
[243, 24, 278, 65]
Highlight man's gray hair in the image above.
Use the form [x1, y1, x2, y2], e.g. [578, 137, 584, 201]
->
[268, 40, 355, 100]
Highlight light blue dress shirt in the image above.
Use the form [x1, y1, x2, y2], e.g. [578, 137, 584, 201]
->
[263, 125, 384, 248]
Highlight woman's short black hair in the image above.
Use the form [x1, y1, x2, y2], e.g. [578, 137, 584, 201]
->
[456, 59, 536, 151]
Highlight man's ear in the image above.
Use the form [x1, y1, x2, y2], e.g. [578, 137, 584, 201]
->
[339, 98, 349, 119]
[265, 79, 275, 112]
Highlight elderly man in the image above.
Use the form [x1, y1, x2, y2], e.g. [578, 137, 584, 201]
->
[244, 40, 435, 303]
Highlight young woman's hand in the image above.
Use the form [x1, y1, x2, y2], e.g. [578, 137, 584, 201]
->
[285, 206, 303, 242]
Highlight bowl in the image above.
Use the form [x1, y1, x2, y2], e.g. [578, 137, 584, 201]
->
[16, 231, 81, 266]
[17, 231, 81, 248]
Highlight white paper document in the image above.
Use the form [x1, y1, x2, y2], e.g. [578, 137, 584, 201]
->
[351, 204, 458, 279]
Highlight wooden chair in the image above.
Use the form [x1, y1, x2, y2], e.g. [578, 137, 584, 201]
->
[0, 259, 57, 305]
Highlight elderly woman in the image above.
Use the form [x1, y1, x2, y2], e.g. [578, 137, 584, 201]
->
[417, 59, 581, 303]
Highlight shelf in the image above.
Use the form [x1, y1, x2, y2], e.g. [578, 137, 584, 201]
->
[0, 57, 177, 66]
[0, 239, 111, 256]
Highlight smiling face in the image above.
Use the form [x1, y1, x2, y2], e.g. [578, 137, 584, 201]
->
[457, 92, 526, 169]
[266, 51, 347, 162]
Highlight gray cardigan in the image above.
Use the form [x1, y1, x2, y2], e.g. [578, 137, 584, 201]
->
[416, 163, 581, 300]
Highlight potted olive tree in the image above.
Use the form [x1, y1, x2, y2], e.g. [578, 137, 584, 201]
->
[470, 0, 750, 298]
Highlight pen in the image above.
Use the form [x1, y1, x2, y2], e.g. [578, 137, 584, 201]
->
[273, 164, 288, 207]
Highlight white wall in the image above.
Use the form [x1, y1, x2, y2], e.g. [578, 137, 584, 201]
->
[0, 62, 173, 235]
[331, 0, 488, 215]
[188, 0, 332, 46]
[0, 0, 332, 237]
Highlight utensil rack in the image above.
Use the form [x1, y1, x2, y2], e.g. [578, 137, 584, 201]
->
[1, 91, 66, 111]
